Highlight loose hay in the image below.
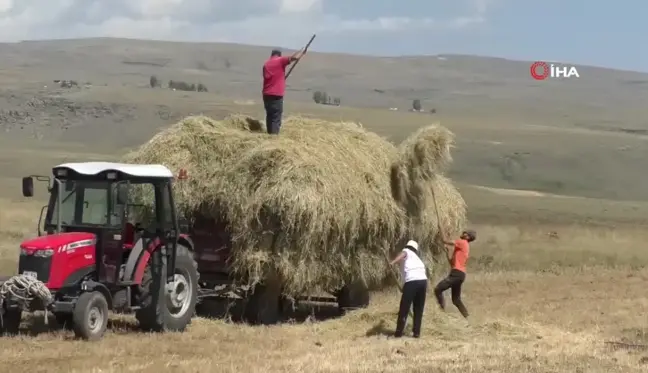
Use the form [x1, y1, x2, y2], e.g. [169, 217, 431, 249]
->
[123, 114, 466, 295]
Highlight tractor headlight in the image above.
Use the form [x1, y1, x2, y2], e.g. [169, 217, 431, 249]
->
[34, 249, 54, 258]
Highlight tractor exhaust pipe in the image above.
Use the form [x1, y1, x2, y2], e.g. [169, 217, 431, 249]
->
[54, 178, 63, 233]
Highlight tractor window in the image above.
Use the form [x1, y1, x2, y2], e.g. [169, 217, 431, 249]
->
[160, 182, 175, 229]
[83, 187, 109, 225]
[126, 183, 156, 229]
[56, 182, 77, 225]
[50, 180, 115, 226]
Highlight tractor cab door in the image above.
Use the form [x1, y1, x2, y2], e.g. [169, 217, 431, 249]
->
[98, 183, 129, 285]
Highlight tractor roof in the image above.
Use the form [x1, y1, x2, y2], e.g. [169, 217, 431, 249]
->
[53, 162, 174, 179]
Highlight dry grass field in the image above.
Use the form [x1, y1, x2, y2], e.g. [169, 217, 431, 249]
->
[1, 197, 648, 372]
[1, 142, 647, 372]
[0, 38, 647, 372]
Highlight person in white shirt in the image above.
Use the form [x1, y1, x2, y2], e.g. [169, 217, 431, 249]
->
[389, 239, 428, 338]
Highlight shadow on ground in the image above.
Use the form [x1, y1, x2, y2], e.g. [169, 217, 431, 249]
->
[10, 299, 357, 339]
[365, 319, 394, 337]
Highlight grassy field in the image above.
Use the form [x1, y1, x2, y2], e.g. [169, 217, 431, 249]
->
[1, 108, 648, 372]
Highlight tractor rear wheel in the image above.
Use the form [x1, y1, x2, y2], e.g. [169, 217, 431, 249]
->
[0, 306, 22, 336]
[72, 291, 109, 341]
[136, 244, 198, 332]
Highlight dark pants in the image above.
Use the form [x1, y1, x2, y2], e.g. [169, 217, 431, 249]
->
[263, 95, 284, 134]
[394, 279, 427, 338]
[434, 269, 469, 318]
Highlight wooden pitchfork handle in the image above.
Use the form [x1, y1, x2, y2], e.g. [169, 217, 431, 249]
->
[429, 181, 447, 264]
[285, 34, 316, 79]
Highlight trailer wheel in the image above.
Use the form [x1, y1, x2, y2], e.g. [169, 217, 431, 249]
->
[0, 306, 22, 336]
[336, 280, 370, 312]
[243, 284, 282, 325]
[72, 291, 109, 341]
[136, 244, 198, 332]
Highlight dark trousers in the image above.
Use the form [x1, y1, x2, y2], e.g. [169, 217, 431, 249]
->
[263, 95, 284, 134]
[394, 279, 427, 337]
[434, 269, 469, 318]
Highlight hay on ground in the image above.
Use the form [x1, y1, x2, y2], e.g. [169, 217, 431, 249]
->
[123, 114, 466, 295]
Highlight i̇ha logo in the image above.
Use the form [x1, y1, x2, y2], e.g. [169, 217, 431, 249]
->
[530, 61, 580, 80]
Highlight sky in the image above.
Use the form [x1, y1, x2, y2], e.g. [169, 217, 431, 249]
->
[0, 0, 643, 72]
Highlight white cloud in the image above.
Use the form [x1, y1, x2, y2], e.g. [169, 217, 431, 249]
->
[280, 0, 321, 13]
[0, 0, 493, 50]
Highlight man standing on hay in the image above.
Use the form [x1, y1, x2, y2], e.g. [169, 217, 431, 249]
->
[262, 48, 305, 135]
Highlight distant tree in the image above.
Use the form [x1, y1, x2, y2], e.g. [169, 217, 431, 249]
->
[333, 97, 341, 106]
[197, 83, 208, 92]
[313, 91, 323, 104]
[190, 83, 196, 91]
[320, 92, 329, 105]
[150, 75, 158, 88]
[169, 80, 175, 89]
[412, 99, 422, 111]
[224, 58, 231, 69]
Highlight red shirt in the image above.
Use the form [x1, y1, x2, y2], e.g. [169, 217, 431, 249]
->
[451, 239, 470, 273]
[262, 56, 291, 96]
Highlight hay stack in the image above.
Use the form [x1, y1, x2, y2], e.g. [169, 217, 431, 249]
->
[123, 114, 465, 295]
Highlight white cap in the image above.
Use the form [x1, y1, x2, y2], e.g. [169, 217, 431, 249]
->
[405, 240, 419, 251]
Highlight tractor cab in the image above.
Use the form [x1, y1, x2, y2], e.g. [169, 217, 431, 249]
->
[20, 162, 181, 288]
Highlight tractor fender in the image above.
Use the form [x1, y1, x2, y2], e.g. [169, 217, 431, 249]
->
[124, 237, 161, 285]
[177, 234, 194, 253]
[81, 280, 113, 309]
[122, 238, 146, 284]
[62, 265, 95, 287]
[128, 237, 195, 285]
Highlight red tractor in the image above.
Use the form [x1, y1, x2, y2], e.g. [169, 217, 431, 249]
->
[0, 162, 199, 340]
[0, 162, 371, 339]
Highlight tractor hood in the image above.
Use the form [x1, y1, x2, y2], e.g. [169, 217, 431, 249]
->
[20, 232, 96, 252]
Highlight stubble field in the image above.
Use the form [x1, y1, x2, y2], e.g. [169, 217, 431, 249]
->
[0, 106, 647, 372]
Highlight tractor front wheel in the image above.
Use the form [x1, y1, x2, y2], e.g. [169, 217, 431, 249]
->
[72, 291, 109, 341]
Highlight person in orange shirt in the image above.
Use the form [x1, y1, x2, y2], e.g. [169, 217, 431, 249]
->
[434, 230, 476, 318]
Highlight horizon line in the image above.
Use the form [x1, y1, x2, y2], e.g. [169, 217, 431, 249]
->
[5, 36, 645, 75]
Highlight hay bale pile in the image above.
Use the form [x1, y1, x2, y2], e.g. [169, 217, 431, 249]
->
[123, 114, 466, 295]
